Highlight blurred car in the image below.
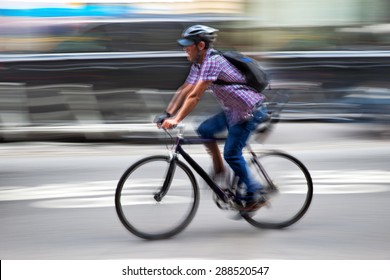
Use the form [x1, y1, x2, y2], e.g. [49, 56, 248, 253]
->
[277, 86, 390, 131]
[337, 87, 390, 124]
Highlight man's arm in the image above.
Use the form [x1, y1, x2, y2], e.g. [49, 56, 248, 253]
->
[155, 83, 194, 126]
[166, 83, 194, 116]
[162, 80, 211, 129]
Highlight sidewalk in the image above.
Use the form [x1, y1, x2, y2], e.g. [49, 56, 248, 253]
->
[1, 122, 388, 157]
[0, 136, 388, 158]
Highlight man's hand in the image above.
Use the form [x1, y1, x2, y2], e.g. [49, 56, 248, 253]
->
[153, 112, 171, 127]
[161, 118, 179, 130]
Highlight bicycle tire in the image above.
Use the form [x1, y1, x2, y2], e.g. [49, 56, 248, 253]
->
[115, 155, 199, 240]
[242, 151, 313, 229]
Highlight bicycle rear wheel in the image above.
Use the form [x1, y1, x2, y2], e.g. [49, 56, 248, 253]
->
[115, 155, 199, 240]
[242, 151, 313, 229]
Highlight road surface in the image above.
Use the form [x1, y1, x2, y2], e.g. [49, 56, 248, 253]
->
[1, 122, 389, 259]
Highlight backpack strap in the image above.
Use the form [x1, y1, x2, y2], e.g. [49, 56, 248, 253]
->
[210, 50, 247, 87]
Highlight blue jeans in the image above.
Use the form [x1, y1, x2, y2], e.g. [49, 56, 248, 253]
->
[197, 106, 268, 193]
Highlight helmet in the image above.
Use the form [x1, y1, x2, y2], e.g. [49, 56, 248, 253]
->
[177, 25, 219, 47]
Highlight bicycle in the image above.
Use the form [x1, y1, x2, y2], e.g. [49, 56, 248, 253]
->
[115, 100, 313, 240]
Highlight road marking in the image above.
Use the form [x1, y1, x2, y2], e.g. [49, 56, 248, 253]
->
[0, 170, 389, 208]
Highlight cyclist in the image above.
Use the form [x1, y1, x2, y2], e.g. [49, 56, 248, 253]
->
[155, 25, 269, 210]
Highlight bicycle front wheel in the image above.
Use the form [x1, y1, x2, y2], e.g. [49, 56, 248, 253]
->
[243, 151, 313, 229]
[115, 155, 199, 240]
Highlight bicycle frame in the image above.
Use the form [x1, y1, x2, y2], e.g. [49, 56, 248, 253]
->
[153, 132, 230, 204]
[154, 132, 279, 206]
[177, 139, 229, 202]
[247, 146, 278, 192]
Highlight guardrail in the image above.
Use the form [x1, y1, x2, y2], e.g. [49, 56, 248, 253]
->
[0, 82, 220, 141]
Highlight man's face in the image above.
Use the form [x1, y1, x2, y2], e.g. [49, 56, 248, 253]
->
[183, 42, 204, 62]
[182, 40, 207, 63]
[183, 44, 198, 63]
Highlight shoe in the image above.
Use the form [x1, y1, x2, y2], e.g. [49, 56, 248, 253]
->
[238, 191, 269, 212]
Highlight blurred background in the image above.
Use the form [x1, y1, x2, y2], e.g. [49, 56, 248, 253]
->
[0, 0, 389, 141]
[1, 1, 390, 260]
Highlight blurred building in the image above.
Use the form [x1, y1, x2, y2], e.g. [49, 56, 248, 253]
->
[247, 0, 390, 27]
[0, 0, 245, 16]
[131, 0, 245, 14]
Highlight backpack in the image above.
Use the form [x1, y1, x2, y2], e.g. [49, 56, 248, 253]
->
[212, 50, 269, 93]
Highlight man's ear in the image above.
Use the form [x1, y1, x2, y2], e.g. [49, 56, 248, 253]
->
[197, 41, 206, 51]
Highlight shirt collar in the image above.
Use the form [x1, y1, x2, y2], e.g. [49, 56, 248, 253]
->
[194, 48, 214, 69]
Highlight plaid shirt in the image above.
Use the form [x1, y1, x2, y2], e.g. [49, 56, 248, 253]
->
[186, 48, 264, 125]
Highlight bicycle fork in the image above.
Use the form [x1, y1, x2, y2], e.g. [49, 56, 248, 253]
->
[153, 153, 177, 202]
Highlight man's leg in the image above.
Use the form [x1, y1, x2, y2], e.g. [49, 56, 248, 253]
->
[197, 112, 227, 174]
[224, 120, 260, 194]
[205, 142, 224, 174]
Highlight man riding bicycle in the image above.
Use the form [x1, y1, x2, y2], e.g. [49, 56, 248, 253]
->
[156, 25, 269, 211]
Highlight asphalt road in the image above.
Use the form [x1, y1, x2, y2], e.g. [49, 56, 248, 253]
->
[1, 122, 389, 260]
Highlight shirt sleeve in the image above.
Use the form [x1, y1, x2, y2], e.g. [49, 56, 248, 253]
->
[185, 64, 199, 85]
